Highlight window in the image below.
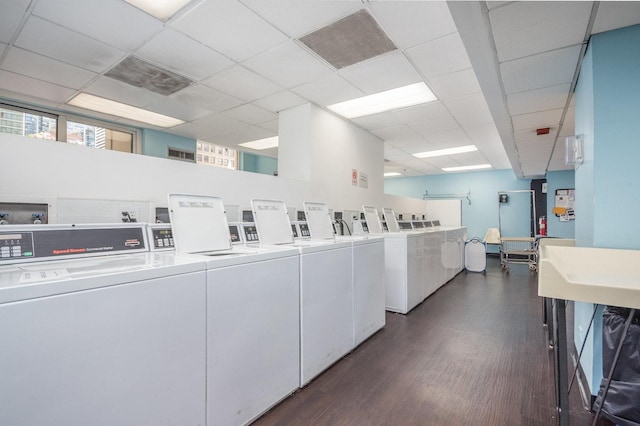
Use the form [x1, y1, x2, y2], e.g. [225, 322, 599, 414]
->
[196, 140, 238, 170]
[66, 121, 133, 153]
[1, 102, 137, 153]
[0, 105, 57, 140]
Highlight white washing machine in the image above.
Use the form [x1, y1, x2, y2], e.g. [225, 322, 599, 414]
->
[305, 201, 385, 348]
[168, 194, 300, 426]
[364, 206, 430, 314]
[251, 199, 353, 387]
[0, 223, 207, 426]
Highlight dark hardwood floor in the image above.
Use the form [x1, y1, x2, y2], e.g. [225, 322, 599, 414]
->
[253, 257, 609, 426]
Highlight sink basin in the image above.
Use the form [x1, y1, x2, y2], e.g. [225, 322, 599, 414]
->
[538, 245, 640, 309]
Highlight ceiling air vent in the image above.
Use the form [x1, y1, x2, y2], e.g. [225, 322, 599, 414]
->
[298, 9, 397, 69]
[168, 147, 195, 162]
[105, 56, 193, 96]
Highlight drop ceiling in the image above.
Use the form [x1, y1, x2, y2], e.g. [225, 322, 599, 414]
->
[0, 0, 639, 179]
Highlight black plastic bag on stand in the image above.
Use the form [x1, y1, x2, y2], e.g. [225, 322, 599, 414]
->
[592, 306, 640, 426]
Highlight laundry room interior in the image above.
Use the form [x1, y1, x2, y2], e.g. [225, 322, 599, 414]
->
[1, 1, 639, 425]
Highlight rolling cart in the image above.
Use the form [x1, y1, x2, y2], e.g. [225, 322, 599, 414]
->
[499, 237, 537, 271]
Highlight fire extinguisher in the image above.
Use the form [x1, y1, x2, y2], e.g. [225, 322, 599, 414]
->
[539, 216, 547, 236]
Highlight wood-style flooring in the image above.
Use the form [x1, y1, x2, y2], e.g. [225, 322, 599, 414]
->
[252, 257, 611, 426]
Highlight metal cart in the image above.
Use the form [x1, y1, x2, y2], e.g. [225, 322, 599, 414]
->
[499, 237, 537, 271]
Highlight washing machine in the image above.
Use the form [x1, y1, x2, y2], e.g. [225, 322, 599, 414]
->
[304, 201, 385, 348]
[250, 199, 353, 387]
[364, 206, 430, 314]
[0, 223, 207, 426]
[167, 194, 300, 426]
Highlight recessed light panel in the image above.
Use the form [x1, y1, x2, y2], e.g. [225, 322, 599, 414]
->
[328, 82, 437, 119]
[124, 0, 192, 21]
[384, 172, 402, 177]
[68, 93, 185, 128]
[238, 136, 279, 150]
[442, 164, 492, 172]
[413, 145, 477, 159]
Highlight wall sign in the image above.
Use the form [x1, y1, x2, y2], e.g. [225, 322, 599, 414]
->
[352, 169, 358, 186]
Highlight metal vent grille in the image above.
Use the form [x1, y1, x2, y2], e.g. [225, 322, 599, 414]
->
[168, 147, 195, 162]
[298, 9, 397, 69]
[105, 56, 193, 96]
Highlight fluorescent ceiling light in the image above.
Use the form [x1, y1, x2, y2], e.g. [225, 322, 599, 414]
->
[327, 82, 437, 119]
[68, 93, 184, 128]
[384, 172, 402, 177]
[413, 145, 478, 159]
[442, 164, 492, 172]
[238, 136, 279, 150]
[124, 0, 192, 21]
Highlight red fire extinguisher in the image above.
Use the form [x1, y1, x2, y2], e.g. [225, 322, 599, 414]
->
[539, 216, 547, 236]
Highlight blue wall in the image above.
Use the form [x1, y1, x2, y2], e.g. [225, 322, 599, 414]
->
[385, 169, 531, 246]
[141, 129, 196, 159]
[239, 152, 278, 176]
[573, 24, 640, 396]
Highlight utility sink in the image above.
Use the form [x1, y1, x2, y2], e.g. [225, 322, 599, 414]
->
[538, 245, 640, 309]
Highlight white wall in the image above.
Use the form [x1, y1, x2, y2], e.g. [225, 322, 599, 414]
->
[1, 123, 459, 226]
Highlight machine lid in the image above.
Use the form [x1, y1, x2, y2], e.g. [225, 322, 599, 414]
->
[168, 194, 231, 253]
[303, 201, 335, 240]
[362, 205, 383, 234]
[250, 199, 294, 245]
[382, 208, 400, 233]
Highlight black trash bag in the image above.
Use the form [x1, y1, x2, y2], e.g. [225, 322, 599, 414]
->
[592, 306, 640, 426]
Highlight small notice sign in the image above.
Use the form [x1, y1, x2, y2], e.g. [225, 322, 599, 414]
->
[352, 169, 358, 186]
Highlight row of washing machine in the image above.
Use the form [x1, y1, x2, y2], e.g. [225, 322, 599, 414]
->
[0, 194, 385, 426]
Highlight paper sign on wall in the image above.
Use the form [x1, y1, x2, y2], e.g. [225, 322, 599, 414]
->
[359, 172, 368, 189]
[352, 169, 358, 186]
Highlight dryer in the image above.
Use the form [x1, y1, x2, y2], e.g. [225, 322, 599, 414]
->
[304, 201, 385, 348]
[0, 223, 207, 426]
[168, 194, 300, 426]
[251, 199, 353, 387]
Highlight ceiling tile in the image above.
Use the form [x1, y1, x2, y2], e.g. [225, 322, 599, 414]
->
[241, 0, 361, 38]
[406, 33, 471, 79]
[592, 2, 640, 34]
[501, 45, 581, 95]
[257, 119, 279, 133]
[1, 48, 97, 89]
[203, 66, 282, 102]
[489, 1, 592, 62]
[209, 125, 276, 145]
[369, 1, 457, 49]
[428, 68, 481, 101]
[15, 16, 127, 73]
[512, 108, 564, 131]
[0, 42, 6, 57]
[372, 125, 422, 144]
[244, 42, 334, 89]
[445, 92, 494, 127]
[463, 124, 502, 146]
[422, 128, 472, 146]
[172, 113, 248, 139]
[514, 129, 555, 144]
[0, 1, 30, 44]
[84, 76, 165, 108]
[144, 96, 212, 122]
[507, 83, 571, 116]
[383, 146, 412, 161]
[171, 83, 244, 113]
[221, 103, 278, 125]
[135, 29, 234, 81]
[253, 90, 307, 113]
[32, 0, 163, 51]
[0, 69, 76, 103]
[172, 0, 288, 62]
[351, 110, 402, 131]
[292, 74, 363, 106]
[339, 51, 422, 94]
[394, 101, 453, 126]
